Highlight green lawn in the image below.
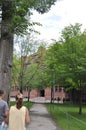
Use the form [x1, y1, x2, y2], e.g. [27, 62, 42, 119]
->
[46, 103, 86, 130]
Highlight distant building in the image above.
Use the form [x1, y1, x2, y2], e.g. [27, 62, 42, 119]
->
[10, 86, 66, 102]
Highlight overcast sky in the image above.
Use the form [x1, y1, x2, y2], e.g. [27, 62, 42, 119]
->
[31, 0, 86, 43]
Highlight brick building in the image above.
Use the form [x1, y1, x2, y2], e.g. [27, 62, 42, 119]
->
[10, 86, 66, 102]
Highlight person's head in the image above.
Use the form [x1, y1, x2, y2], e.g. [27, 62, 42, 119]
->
[0, 89, 5, 98]
[15, 93, 23, 109]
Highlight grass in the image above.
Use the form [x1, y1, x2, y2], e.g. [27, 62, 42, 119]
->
[46, 103, 86, 130]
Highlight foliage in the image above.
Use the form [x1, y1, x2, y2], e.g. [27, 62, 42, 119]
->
[45, 23, 86, 90]
[12, 40, 49, 91]
[22, 45, 49, 90]
[0, 0, 57, 35]
[11, 55, 21, 88]
[45, 23, 86, 114]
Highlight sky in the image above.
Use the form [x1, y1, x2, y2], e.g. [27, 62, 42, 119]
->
[31, 0, 86, 43]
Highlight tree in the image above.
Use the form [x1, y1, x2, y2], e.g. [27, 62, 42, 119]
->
[45, 23, 86, 114]
[60, 23, 86, 113]
[23, 46, 48, 90]
[12, 43, 48, 101]
[0, 0, 57, 101]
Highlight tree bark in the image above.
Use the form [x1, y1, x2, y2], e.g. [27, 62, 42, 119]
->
[0, 0, 14, 101]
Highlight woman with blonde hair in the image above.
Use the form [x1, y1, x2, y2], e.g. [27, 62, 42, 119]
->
[8, 93, 30, 130]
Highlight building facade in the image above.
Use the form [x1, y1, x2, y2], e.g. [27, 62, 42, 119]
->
[10, 86, 66, 102]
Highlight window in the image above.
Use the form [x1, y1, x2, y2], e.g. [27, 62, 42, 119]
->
[55, 86, 62, 92]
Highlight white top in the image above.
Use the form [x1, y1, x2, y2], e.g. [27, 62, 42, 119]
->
[8, 106, 26, 130]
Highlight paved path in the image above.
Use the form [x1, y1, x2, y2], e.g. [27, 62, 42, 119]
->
[26, 103, 60, 130]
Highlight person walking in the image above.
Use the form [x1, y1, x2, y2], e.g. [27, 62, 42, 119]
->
[0, 89, 9, 130]
[8, 93, 30, 130]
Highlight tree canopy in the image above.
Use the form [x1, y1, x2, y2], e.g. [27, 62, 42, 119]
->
[0, 0, 57, 35]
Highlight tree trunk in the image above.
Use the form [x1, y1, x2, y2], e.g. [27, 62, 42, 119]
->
[0, 0, 14, 101]
[51, 87, 53, 103]
[78, 89, 82, 114]
[78, 76, 82, 115]
[27, 88, 31, 102]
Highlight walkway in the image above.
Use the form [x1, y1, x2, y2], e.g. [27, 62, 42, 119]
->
[26, 103, 60, 130]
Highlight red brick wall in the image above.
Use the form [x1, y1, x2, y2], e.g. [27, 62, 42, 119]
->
[30, 89, 39, 98]
[45, 87, 51, 100]
[10, 87, 66, 100]
[45, 87, 65, 100]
